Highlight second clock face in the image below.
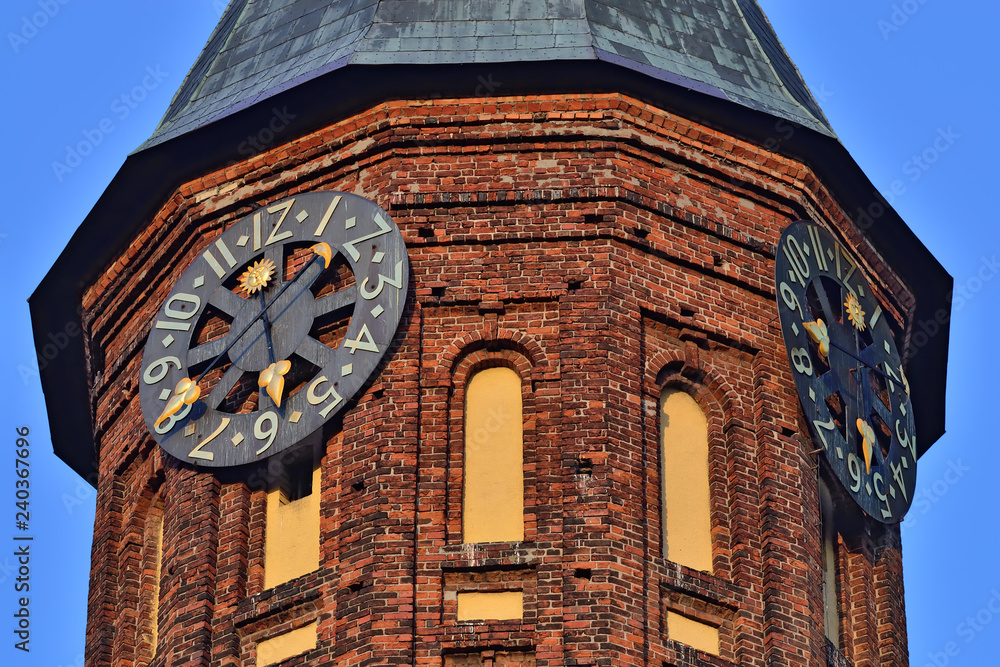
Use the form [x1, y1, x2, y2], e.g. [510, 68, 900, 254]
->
[775, 221, 916, 523]
[138, 191, 409, 467]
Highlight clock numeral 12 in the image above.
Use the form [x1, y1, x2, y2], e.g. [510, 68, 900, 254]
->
[265, 199, 295, 246]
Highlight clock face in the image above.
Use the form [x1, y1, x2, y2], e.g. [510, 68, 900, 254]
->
[775, 221, 916, 523]
[138, 191, 409, 467]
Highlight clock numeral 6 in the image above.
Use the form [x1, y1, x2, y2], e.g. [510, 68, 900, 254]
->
[790, 347, 813, 376]
[143, 356, 182, 385]
[890, 459, 909, 502]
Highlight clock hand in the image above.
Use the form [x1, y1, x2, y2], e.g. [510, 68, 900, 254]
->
[256, 289, 291, 408]
[154, 243, 333, 426]
[827, 339, 897, 385]
[258, 289, 278, 366]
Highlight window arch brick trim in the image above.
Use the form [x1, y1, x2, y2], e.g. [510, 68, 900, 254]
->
[645, 347, 742, 584]
[442, 328, 550, 385]
[122, 468, 166, 667]
[646, 347, 746, 431]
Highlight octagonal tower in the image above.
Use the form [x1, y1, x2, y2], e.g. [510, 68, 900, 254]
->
[31, 2, 951, 666]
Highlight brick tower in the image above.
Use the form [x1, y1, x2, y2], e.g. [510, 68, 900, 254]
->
[31, 2, 951, 666]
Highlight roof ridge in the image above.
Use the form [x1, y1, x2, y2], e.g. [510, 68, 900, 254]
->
[733, 0, 833, 131]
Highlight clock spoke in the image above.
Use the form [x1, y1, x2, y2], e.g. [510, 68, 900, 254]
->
[209, 288, 248, 318]
[869, 387, 895, 426]
[314, 285, 357, 317]
[207, 365, 244, 410]
[812, 278, 839, 326]
[188, 337, 229, 367]
[266, 244, 284, 283]
[296, 336, 336, 368]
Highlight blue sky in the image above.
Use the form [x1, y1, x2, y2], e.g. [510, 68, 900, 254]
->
[1, 2, 996, 665]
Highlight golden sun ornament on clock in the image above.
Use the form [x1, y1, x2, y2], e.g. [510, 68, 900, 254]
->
[239, 258, 277, 294]
[844, 291, 866, 331]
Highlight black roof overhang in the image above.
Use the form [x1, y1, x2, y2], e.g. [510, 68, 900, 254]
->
[30, 59, 951, 484]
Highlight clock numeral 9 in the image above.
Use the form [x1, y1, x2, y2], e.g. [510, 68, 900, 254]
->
[308, 376, 344, 418]
[847, 453, 863, 493]
[144, 356, 182, 385]
[778, 282, 804, 319]
[254, 411, 279, 455]
[790, 347, 813, 376]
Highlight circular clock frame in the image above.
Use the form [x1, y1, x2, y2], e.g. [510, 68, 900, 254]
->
[138, 191, 409, 467]
[775, 220, 916, 523]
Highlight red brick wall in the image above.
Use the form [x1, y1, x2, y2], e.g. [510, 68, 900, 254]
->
[81, 93, 915, 667]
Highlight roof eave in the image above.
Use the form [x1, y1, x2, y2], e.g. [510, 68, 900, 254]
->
[31, 60, 949, 482]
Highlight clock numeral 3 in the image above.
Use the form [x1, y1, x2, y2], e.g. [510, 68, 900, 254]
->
[360, 260, 404, 301]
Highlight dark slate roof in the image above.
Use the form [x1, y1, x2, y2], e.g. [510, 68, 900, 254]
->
[141, 0, 832, 150]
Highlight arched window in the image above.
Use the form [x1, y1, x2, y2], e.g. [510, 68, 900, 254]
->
[463, 366, 524, 544]
[660, 388, 713, 572]
[660, 388, 719, 655]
